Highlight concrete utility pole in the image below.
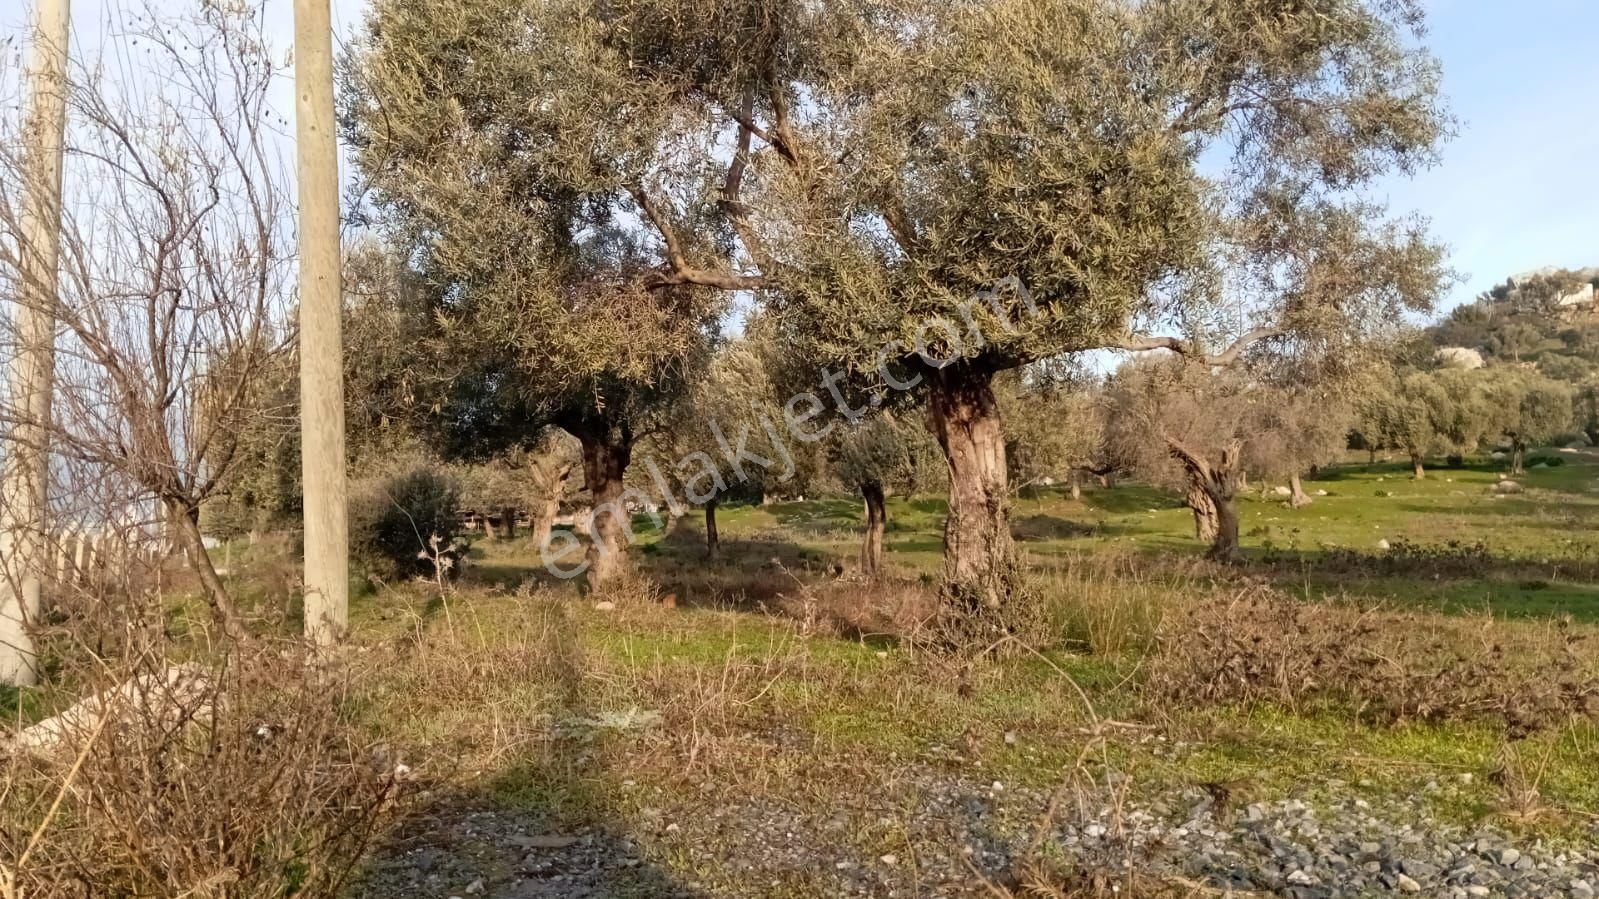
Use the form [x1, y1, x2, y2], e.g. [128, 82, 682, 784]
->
[294, 0, 348, 645]
[0, 0, 70, 687]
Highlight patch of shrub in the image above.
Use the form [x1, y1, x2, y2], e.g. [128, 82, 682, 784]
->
[1146, 586, 1599, 735]
[1527, 455, 1565, 468]
[0, 647, 403, 896]
[350, 466, 463, 581]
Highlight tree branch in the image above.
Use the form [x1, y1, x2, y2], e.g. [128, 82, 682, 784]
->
[631, 185, 765, 292]
[1106, 327, 1281, 367]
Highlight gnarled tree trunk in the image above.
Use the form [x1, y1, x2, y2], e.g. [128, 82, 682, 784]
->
[704, 499, 720, 560]
[1288, 473, 1312, 508]
[1187, 481, 1219, 543]
[1410, 452, 1426, 480]
[1509, 437, 1527, 475]
[1212, 489, 1241, 560]
[500, 506, 517, 539]
[531, 497, 559, 550]
[859, 480, 886, 577]
[928, 367, 1021, 626]
[573, 420, 633, 591]
[528, 455, 574, 551]
[1171, 439, 1244, 563]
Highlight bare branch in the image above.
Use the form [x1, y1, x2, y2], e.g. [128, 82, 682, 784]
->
[1106, 328, 1282, 368]
[631, 185, 764, 292]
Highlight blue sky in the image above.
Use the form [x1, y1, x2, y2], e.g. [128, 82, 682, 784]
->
[1377, 0, 1599, 308]
[9, 0, 1595, 315]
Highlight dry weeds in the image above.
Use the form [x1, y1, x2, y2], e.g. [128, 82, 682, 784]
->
[1146, 584, 1599, 734]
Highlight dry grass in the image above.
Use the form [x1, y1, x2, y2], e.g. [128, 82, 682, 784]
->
[1145, 584, 1599, 734]
[0, 642, 401, 898]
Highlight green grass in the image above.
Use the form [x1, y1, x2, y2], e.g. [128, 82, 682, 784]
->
[15, 453, 1596, 896]
[456, 452, 1599, 621]
[333, 452, 1596, 874]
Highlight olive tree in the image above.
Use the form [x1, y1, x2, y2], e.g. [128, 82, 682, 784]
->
[732, 0, 1448, 619]
[1244, 390, 1351, 508]
[1578, 383, 1599, 446]
[636, 338, 823, 560]
[997, 370, 1107, 500]
[1358, 367, 1491, 479]
[1104, 357, 1357, 559]
[1481, 369, 1574, 474]
[343, 0, 749, 589]
[832, 413, 938, 578]
[1101, 359, 1253, 558]
[345, 0, 1448, 622]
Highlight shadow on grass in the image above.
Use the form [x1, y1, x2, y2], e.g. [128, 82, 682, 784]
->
[1079, 484, 1183, 515]
[349, 609, 700, 899]
[1389, 499, 1598, 523]
[640, 521, 848, 611]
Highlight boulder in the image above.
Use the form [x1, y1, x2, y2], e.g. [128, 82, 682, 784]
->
[1493, 480, 1524, 495]
[1433, 347, 1486, 370]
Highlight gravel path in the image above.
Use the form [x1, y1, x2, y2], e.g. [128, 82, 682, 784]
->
[353, 770, 1598, 898]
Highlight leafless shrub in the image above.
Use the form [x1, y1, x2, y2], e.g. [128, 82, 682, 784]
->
[0, 644, 402, 898]
[595, 568, 665, 607]
[790, 576, 940, 645]
[0, 0, 297, 638]
[1146, 585, 1599, 734]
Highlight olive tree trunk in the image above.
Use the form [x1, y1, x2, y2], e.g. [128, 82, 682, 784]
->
[1171, 439, 1244, 563]
[574, 422, 633, 591]
[0, 0, 70, 687]
[704, 499, 720, 560]
[1187, 482, 1219, 543]
[1509, 438, 1527, 475]
[1288, 473, 1312, 508]
[859, 480, 886, 578]
[531, 496, 559, 549]
[295, 0, 349, 646]
[928, 367, 1022, 623]
[527, 455, 574, 551]
[1410, 452, 1426, 480]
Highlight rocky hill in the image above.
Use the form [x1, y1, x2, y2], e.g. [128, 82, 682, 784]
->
[1428, 265, 1599, 440]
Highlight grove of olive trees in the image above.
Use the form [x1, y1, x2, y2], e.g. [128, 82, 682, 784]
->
[337, 0, 1452, 633]
[8, 1, 1599, 896]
